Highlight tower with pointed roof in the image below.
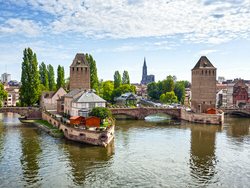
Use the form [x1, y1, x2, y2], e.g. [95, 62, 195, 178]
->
[70, 53, 90, 91]
[142, 57, 147, 76]
[191, 56, 217, 113]
[141, 57, 155, 85]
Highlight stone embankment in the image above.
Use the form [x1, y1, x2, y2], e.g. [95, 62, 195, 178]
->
[32, 122, 63, 137]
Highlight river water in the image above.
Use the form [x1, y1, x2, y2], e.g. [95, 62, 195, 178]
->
[0, 113, 249, 188]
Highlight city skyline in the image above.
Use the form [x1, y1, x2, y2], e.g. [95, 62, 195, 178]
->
[1, 0, 250, 83]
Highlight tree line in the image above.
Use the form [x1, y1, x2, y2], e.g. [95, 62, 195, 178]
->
[19, 48, 67, 106]
[147, 75, 189, 104]
[19, 47, 133, 106]
[97, 70, 136, 103]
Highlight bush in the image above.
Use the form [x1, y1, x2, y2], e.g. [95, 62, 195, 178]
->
[89, 107, 112, 123]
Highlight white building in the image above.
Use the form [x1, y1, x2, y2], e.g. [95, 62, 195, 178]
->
[71, 91, 106, 117]
[1, 73, 11, 83]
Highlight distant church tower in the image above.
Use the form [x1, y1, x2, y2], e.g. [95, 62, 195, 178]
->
[142, 57, 147, 76]
[141, 57, 155, 85]
[191, 56, 216, 113]
[70, 53, 90, 91]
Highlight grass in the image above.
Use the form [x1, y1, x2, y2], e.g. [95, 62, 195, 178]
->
[100, 121, 110, 127]
[52, 129, 63, 134]
[35, 120, 57, 129]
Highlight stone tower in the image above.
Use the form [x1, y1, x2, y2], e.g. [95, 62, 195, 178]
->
[70, 53, 90, 91]
[191, 56, 216, 113]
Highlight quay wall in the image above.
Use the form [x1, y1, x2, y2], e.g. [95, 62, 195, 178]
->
[181, 109, 224, 125]
[42, 112, 60, 128]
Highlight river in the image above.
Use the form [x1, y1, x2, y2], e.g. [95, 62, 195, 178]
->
[0, 112, 249, 187]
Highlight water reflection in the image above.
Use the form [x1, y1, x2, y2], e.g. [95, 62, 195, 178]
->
[189, 124, 222, 186]
[225, 118, 250, 143]
[61, 139, 114, 186]
[19, 123, 43, 186]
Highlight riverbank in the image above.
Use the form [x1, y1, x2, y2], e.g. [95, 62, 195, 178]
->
[19, 118, 64, 137]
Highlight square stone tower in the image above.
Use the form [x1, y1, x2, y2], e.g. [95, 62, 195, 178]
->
[70, 53, 90, 91]
[191, 56, 217, 113]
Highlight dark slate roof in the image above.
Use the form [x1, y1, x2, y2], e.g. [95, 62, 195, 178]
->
[192, 56, 216, 70]
[116, 92, 137, 100]
[64, 88, 86, 98]
[70, 53, 89, 68]
[71, 92, 106, 103]
[57, 96, 65, 101]
[42, 91, 56, 99]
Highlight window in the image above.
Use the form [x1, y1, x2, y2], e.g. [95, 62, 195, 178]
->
[71, 111, 74, 116]
[89, 103, 95, 108]
[98, 103, 102, 107]
[82, 103, 86, 108]
[55, 100, 57, 104]
[203, 101, 205, 104]
[45, 99, 48, 103]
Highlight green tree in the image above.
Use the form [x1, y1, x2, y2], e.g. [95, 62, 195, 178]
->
[89, 107, 112, 123]
[19, 48, 41, 106]
[39, 62, 49, 90]
[65, 77, 70, 92]
[147, 82, 159, 100]
[98, 79, 104, 98]
[0, 83, 8, 107]
[130, 85, 137, 94]
[40, 84, 47, 92]
[56, 65, 65, 90]
[157, 81, 164, 96]
[47, 64, 56, 91]
[86, 53, 99, 95]
[112, 84, 135, 99]
[159, 93, 165, 102]
[114, 71, 122, 89]
[179, 80, 190, 88]
[164, 78, 175, 93]
[102, 81, 114, 102]
[174, 81, 185, 104]
[122, 70, 130, 85]
[166, 75, 177, 83]
[61, 66, 65, 89]
[165, 91, 178, 103]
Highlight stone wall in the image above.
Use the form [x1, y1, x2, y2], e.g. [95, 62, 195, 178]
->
[181, 109, 224, 125]
[42, 112, 60, 128]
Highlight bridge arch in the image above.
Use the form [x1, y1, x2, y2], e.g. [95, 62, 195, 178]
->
[0, 107, 42, 119]
[110, 107, 181, 120]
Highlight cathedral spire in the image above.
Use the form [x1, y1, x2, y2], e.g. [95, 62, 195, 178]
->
[143, 57, 147, 76]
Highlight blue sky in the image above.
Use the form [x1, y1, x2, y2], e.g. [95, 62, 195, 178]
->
[1, 0, 250, 83]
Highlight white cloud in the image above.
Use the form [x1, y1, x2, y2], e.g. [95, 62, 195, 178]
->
[198, 50, 217, 55]
[1, 0, 250, 44]
[0, 18, 43, 37]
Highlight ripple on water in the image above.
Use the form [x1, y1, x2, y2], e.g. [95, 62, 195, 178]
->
[1, 114, 250, 187]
